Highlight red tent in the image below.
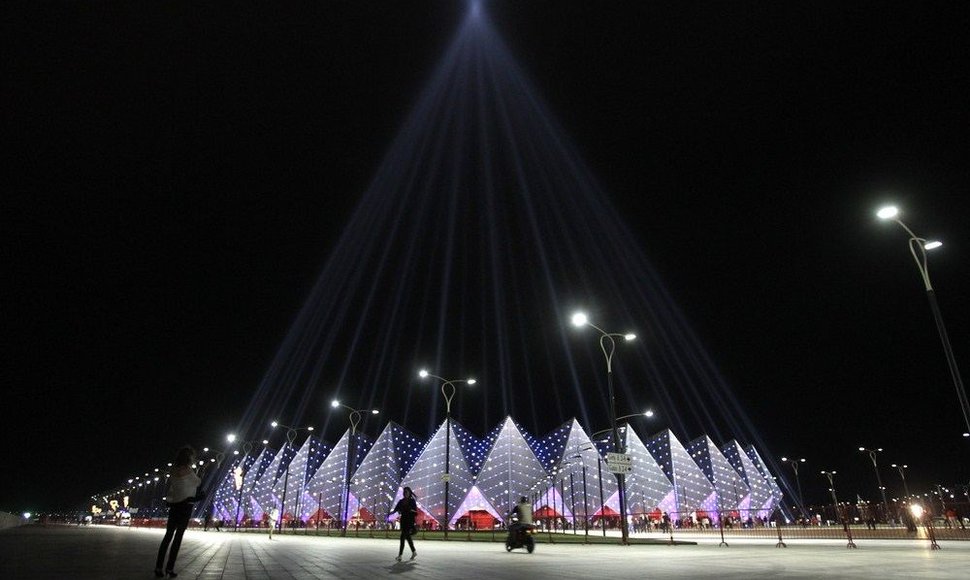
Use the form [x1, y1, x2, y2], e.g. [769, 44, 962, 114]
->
[306, 508, 333, 526]
[414, 509, 439, 529]
[534, 506, 561, 518]
[591, 506, 619, 523]
[352, 507, 376, 523]
[456, 510, 498, 529]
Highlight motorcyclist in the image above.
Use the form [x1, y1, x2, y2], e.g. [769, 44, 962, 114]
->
[508, 496, 533, 541]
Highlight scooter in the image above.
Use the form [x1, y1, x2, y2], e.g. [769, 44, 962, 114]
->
[505, 519, 536, 553]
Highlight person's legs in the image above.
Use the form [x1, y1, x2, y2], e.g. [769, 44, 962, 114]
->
[166, 524, 188, 572]
[406, 531, 415, 556]
[155, 513, 180, 572]
[397, 527, 406, 559]
[164, 504, 192, 573]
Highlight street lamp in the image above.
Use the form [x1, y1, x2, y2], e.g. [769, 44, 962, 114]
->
[890, 464, 911, 498]
[271, 422, 315, 532]
[589, 410, 656, 440]
[780, 457, 808, 520]
[570, 310, 636, 545]
[330, 400, 379, 535]
[876, 205, 970, 437]
[418, 369, 475, 539]
[858, 447, 890, 523]
[820, 470, 856, 548]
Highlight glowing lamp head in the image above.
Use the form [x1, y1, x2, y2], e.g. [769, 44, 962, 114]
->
[876, 206, 899, 220]
[909, 504, 924, 518]
[331, 400, 340, 408]
[271, 421, 279, 428]
[467, 379, 477, 385]
[571, 312, 588, 327]
[371, 409, 380, 415]
[644, 409, 654, 418]
[262, 439, 269, 445]
[624, 333, 636, 341]
[307, 426, 314, 432]
[227, 434, 236, 443]
[203, 447, 209, 453]
[924, 241, 942, 250]
[419, 369, 429, 378]
[859, 447, 865, 451]
[23, 512, 31, 520]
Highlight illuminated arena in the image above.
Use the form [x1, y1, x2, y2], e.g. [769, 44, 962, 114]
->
[209, 418, 782, 529]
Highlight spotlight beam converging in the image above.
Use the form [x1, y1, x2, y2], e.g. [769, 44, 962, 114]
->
[218, 2, 787, 517]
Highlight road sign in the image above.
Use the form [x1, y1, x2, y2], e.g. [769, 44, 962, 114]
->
[606, 452, 632, 465]
[606, 453, 633, 474]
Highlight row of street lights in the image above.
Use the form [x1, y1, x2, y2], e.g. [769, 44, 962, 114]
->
[223, 399, 380, 533]
[782, 451, 916, 523]
[777, 205, 964, 530]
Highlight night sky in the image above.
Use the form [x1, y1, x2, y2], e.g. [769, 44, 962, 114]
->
[5, 1, 969, 513]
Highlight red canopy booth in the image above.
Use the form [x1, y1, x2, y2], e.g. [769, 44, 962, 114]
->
[456, 509, 499, 530]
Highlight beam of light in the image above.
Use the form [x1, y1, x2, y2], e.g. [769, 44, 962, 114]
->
[213, 2, 788, 515]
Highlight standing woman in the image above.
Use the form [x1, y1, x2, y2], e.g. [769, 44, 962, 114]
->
[389, 487, 418, 561]
[155, 446, 202, 578]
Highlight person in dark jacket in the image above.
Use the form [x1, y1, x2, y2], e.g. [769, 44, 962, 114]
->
[390, 487, 418, 561]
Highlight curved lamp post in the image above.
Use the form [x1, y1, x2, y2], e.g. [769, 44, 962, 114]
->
[271, 422, 315, 532]
[571, 311, 636, 545]
[419, 369, 475, 539]
[891, 463, 911, 498]
[589, 409, 655, 441]
[330, 400, 379, 535]
[821, 470, 856, 548]
[781, 457, 807, 520]
[858, 447, 890, 523]
[877, 205, 970, 438]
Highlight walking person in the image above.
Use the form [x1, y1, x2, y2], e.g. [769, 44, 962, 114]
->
[155, 446, 203, 578]
[390, 487, 418, 562]
[268, 506, 280, 540]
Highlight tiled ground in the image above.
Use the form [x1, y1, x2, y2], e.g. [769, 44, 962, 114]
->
[1, 525, 966, 579]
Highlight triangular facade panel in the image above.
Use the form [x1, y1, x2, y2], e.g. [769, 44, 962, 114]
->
[241, 447, 277, 522]
[252, 444, 297, 522]
[687, 435, 751, 514]
[744, 444, 784, 517]
[546, 419, 617, 526]
[645, 429, 716, 517]
[211, 454, 255, 524]
[281, 435, 332, 522]
[623, 425, 676, 517]
[474, 417, 548, 521]
[349, 422, 423, 524]
[399, 418, 476, 528]
[304, 430, 371, 524]
[721, 440, 774, 517]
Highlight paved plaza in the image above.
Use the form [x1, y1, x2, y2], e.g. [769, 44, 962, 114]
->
[1, 525, 967, 579]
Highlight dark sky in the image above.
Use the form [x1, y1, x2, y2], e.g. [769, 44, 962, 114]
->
[4, 1, 969, 513]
